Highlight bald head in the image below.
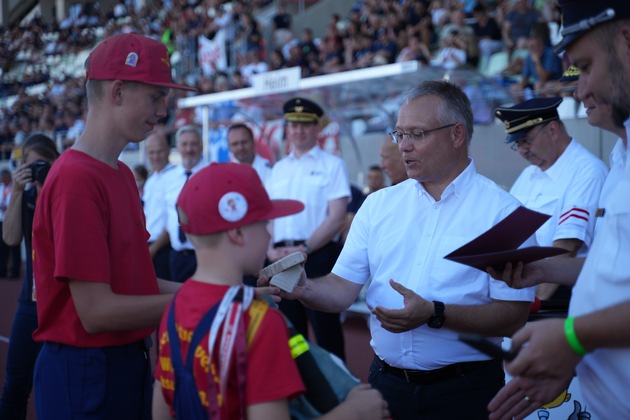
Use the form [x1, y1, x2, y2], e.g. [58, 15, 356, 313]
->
[380, 137, 408, 185]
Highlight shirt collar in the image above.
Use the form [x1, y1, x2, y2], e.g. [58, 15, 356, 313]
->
[179, 159, 205, 175]
[413, 157, 476, 201]
[158, 162, 175, 174]
[542, 138, 576, 182]
[288, 144, 321, 160]
[610, 137, 627, 167]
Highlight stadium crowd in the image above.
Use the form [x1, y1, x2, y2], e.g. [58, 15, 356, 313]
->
[0, 0, 565, 157]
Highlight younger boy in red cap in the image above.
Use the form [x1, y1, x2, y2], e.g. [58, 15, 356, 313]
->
[153, 163, 391, 420]
[153, 162, 305, 419]
[32, 33, 195, 419]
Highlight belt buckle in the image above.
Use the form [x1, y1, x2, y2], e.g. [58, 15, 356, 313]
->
[285, 240, 295, 246]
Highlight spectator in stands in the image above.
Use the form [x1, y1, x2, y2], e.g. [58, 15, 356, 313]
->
[471, 4, 504, 72]
[13, 118, 31, 148]
[397, 34, 431, 64]
[0, 124, 13, 160]
[372, 28, 398, 65]
[501, 0, 542, 52]
[269, 49, 287, 71]
[241, 51, 269, 85]
[431, 29, 468, 70]
[238, 12, 264, 55]
[63, 111, 86, 149]
[299, 28, 320, 67]
[320, 35, 345, 74]
[439, 7, 478, 65]
[271, 1, 292, 50]
[405, 1, 434, 49]
[459, 0, 478, 16]
[510, 22, 563, 101]
[430, 0, 448, 32]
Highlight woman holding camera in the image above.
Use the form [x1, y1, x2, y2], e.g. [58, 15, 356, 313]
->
[0, 134, 59, 419]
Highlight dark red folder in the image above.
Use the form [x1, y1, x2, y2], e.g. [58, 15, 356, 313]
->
[444, 206, 569, 271]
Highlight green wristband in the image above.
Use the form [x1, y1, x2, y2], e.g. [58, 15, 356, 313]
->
[564, 317, 588, 356]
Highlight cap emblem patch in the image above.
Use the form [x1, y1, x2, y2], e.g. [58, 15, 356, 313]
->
[125, 52, 139, 67]
[218, 192, 248, 222]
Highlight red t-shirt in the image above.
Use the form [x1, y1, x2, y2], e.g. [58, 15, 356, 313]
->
[32, 149, 159, 346]
[154, 281, 305, 417]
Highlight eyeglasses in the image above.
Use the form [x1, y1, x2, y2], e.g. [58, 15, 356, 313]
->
[389, 123, 456, 144]
[510, 123, 548, 151]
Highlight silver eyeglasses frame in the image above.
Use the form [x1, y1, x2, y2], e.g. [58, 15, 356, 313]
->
[389, 123, 456, 144]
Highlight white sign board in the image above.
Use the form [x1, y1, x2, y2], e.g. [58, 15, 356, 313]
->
[251, 67, 301, 94]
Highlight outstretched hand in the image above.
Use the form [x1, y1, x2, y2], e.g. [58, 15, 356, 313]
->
[506, 318, 582, 380]
[371, 279, 433, 333]
[488, 375, 572, 420]
[337, 384, 390, 420]
[255, 265, 307, 301]
[486, 261, 545, 290]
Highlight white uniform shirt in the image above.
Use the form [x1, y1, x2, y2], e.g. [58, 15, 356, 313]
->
[142, 163, 175, 242]
[333, 160, 536, 370]
[162, 160, 207, 251]
[229, 154, 272, 185]
[265, 146, 350, 243]
[510, 139, 608, 256]
[569, 125, 630, 417]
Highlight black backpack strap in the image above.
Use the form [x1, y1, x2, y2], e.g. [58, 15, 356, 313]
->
[167, 295, 221, 420]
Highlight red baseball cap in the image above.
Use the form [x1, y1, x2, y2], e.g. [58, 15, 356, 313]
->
[177, 163, 304, 235]
[85, 33, 196, 91]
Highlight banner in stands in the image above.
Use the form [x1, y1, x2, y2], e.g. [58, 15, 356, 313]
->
[198, 30, 227, 76]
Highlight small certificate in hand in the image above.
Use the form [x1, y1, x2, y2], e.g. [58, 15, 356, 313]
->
[444, 206, 569, 271]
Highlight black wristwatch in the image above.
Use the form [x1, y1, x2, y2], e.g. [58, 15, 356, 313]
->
[427, 301, 446, 329]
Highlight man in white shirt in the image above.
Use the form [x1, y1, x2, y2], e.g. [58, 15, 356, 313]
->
[227, 123, 272, 184]
[161, 125, 207, 283]
[487, 2, 630, 418]
[263, 81, 535, 418]
[495, 97, 607, 301]
[265, 97, 350, 361]
[142, 131, 175, 280]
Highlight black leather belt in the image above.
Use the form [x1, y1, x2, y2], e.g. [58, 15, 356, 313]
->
[374, 357, 497, 385]
[178, 249, 195, 256]
[274, 240, 305, 247]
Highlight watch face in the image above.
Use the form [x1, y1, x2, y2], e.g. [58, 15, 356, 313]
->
[428, 301, 445, 328]
[428, 315, 444, 328]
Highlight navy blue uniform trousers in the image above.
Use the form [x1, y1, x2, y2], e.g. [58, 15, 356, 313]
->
[34, 340, 152, 420]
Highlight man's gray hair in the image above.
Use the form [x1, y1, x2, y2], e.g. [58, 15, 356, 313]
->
[401, 80, 474, 144]
[175, 125, 202, 144]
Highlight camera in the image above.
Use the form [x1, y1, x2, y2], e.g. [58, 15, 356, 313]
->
[30, 160, 51, 184]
